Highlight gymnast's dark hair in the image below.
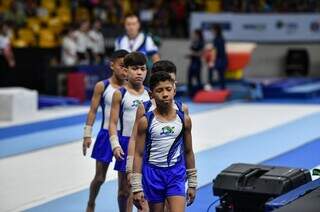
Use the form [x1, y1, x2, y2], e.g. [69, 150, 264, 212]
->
[151, 60, 177, 75]
[110, 49, 129, 61]
[149, 71, 175, 91]
[124, 51, 147, 67]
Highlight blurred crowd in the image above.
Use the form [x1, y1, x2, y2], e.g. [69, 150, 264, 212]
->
[1, 0, 319, 66]
[1, 0, 319, 43]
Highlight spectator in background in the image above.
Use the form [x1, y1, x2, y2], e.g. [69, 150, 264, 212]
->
[169, 0, 188, 37]
[115, 13, 160, 84]
[105, 0, 124, 26]
[0, 22, 15, 87]
[75, 20, 91, 65]
[187, 29, 204, 97]
[115, 13, 160, 63]
[61, 26, 78, 66]
[3, 1, 26, 27]
[152, 1, 170, 37]
[88, 19, 105, 64]
[2, 21, 14, 40]
[207, 24, 228, 90]
[25, 0, 38, 17]
[92, 2, 108, 23]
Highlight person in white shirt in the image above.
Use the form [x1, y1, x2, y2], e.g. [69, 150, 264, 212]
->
[115, 14, 160, 85]
[88, 19, 105, 64]
[115, 13, 160, 63]
[0, 22, 15, 86]
[75, 20, 91, 65]
[61, 26, 78, 66]
[0, 22, 15, 68]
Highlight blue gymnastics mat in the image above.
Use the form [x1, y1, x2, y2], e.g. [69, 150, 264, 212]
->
[261, 78, 320, 99]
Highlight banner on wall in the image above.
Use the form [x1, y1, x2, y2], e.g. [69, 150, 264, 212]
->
[191, 13, 320, 42]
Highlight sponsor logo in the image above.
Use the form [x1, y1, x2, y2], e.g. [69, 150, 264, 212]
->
[160, 126, 175, 135]
[242, 23, 266, 31]
[202, 22, 231, 31]
[310, 21, 320, 32]
[275, 20, 298, 34]
[276, 20, 284, 29]
[131, 99, 143, 107]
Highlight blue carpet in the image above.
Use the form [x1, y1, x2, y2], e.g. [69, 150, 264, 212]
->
[27, 112, 320, 212]
[26, 181, 118, 212]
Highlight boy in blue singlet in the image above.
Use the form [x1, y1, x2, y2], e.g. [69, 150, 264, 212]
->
[126, 60, 189, 173]
[109, 52, 150, 212]
[82, 49, 129, 212]
[127, 60, 189, 211]
[132, 72, 197, 212]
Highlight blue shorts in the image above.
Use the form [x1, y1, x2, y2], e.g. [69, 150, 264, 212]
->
[91, 129, 113, 163]
[142, 162, 186, 203]
[114, 136, 130, 172]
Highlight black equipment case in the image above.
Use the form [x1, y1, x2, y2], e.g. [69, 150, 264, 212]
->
[213, 163, 312, 212]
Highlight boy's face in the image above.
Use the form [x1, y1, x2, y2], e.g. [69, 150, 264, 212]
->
[152, 80, 175, 107]
[125, 16, 140, 38]
[126, 65, 147, 86]
[111, 58, 127, 81]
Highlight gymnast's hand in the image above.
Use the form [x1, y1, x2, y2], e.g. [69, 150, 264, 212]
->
[186, 187, 196, 206]
[82, 137, 92, 156]
[113, 147, 125, 160]
[133, 191, 145, 210]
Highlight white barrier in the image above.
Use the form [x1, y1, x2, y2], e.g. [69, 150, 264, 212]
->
[0, 87, 38, 121]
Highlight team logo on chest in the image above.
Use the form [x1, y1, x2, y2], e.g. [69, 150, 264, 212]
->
[160, 126, 175, 135]
[131, 99, 143, 107]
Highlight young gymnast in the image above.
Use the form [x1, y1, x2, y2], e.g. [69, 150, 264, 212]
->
[126, 60, 189, 176]
[82, 50, 129, 212]
[108, 52, 150, 212]
[132, 71, 197, 212]
[127, 60, 189, 212]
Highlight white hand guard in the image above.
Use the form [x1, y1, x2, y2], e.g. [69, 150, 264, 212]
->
[126, 155, 133, 173]
[110, 135, 121, 151]
[131, 173, 143, 193]
[83, 125, 92, 138]
[187, 168, 197, 188]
